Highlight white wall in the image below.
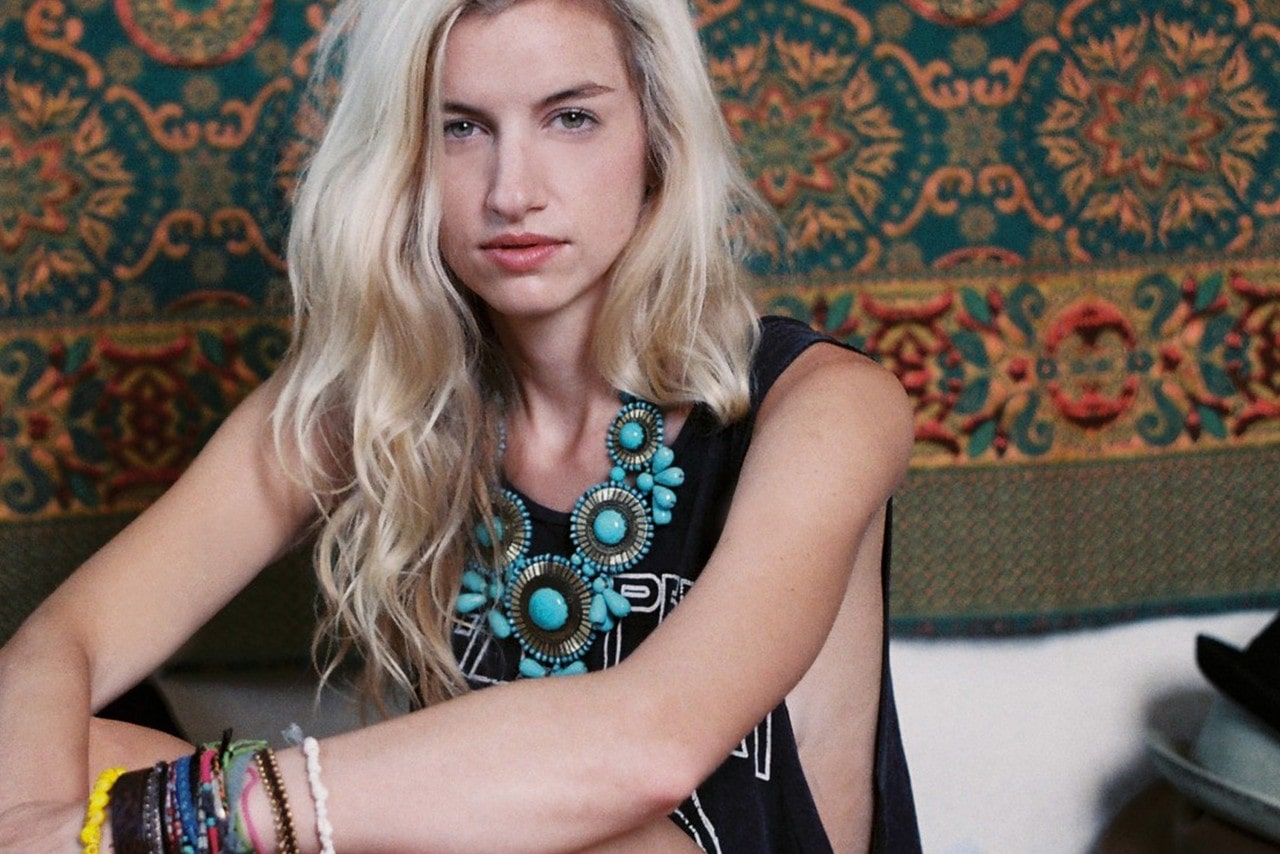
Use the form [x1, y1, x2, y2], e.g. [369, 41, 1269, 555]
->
[892, 609, 1274, 854]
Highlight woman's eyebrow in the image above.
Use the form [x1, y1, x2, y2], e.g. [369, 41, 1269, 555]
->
[538, 82, 615, 108]
[442, 82, 617, 116]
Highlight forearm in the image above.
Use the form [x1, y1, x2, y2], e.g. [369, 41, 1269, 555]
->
[251, 669, 696, 853]
[0, 620, 92, 808]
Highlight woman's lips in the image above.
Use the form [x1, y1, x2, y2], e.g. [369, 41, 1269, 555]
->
[481, 236, 566, 273]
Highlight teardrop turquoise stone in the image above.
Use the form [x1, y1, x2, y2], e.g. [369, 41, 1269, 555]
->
[528, 587, 569, 631]
[520, 658, 548, 678]
[655, 467, 684, 487]
[592, 508, 628, 545]
[653, 485, 677, 510]
[456, 592, 487, 614]
[653, 446, 674, 472]
[603, 588, 632, 617]
[489, 609, 512, 638]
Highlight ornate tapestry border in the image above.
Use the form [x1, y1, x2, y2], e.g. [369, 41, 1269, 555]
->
[755, 254, 1280, 468]
[0, 314, 288, 520]
[887, 443, 1280, 634]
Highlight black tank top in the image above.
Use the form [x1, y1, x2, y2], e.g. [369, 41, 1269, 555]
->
[453, 316, 921, 852]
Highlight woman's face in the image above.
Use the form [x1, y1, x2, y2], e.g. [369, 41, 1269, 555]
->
[436, 0, 650, 327]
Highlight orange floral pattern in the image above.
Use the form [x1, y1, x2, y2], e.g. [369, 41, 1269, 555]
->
[4, 0, 1280, 634]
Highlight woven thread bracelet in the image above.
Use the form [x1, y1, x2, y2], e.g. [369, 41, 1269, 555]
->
[219, 738, 269, 853]
[302, 736, 336, 854]
[80, 766, 125, 854]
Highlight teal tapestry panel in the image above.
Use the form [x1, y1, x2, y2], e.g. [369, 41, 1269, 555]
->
[3, 0, 1279, 652]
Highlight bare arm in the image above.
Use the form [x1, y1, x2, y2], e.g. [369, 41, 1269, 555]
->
[0, 376, 314, 833]
[248, 345, 913, 852]
[3, 344, 910, 853]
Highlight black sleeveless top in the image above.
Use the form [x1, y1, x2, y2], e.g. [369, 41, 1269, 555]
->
[453, 316, 921, 852]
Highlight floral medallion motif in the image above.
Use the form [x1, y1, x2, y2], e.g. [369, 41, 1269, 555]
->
[901, 0, 1025, 27]
[723, 84, 849, 207]
[0, 125, 78, 252]
[0, 68, 138, 313]
[1087, 67, 1222, 189]
[1025, 11, 1280, 256]
[703, 7, 923, 273]
[113, 0, 274, 68]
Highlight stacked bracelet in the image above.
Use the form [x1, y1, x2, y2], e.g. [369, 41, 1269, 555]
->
[100, 732, 290, 854]
[302, 736, 336, 854]
[254, 747, 300, 854]
[107, 766, 153, 854]
[81, 766, 125, 854]
[100, 729, 340, 854]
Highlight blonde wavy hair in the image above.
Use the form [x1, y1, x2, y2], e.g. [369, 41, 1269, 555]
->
[273, 0, 765, 710]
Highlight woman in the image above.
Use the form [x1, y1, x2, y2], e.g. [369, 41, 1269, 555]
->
[0, 0, 918, 850]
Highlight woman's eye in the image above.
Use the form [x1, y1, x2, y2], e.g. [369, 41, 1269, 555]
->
[444, 120, 478, 139]
[556, 110, 594, 131]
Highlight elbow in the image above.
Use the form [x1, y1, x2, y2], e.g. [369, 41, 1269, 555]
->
[620, 691, 712, 817]
[634, 748, 702, 817]
[2, 608, 92, 683]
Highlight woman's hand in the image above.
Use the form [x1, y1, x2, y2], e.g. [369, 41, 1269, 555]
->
[0, 799, 82, 854]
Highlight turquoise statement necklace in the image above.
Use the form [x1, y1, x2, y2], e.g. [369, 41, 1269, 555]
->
[456, 396, 684, 677]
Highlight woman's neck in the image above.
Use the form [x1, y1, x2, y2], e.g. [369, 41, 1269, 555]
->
[489, 311, 620, 509]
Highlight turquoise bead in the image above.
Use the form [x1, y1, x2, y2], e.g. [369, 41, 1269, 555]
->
[489, 609, 512, 638]
[592, 508, 628, 546]
[528, 587, 569, 631]
[619, 421, 646, 450]
[603, 587, 631, 617]
[655, 467, 684, 487]
[463, 396, 685, 681]
[456, 592, 487, 614]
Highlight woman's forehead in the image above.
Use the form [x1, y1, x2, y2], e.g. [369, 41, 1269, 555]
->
[442, 0, 632, 102]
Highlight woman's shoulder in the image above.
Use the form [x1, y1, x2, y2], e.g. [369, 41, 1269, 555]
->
[753, 316, 914, 477]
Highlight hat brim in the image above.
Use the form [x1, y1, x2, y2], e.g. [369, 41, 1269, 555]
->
[1198, 636, 1280, 734]
[1145, 722, 1280, 845]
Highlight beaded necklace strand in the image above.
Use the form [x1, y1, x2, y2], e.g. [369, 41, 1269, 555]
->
[456, 396, 684, 677]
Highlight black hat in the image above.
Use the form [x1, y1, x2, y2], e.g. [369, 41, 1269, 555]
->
[1197, 613, 1280, 735]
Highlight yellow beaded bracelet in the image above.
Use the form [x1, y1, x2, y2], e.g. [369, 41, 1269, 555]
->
[81, 766, 126, 854]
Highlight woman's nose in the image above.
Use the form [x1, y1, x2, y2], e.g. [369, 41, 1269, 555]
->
[486, 135, 546, 221]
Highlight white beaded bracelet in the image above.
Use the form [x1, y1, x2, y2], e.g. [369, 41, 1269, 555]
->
[302, 736, 337, 854]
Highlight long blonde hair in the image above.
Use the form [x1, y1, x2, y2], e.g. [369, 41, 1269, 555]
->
[273, 0, 764, 710]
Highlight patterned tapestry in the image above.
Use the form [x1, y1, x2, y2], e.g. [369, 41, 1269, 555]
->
[3, 0, 1279, 654]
